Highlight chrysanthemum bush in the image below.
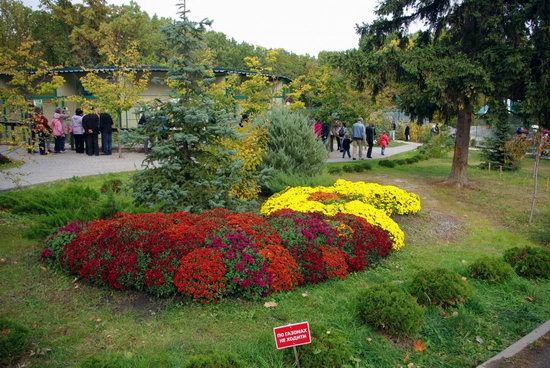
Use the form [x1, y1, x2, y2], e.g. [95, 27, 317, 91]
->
[260, 179, 421, 250]
[43, 207, 395, 303]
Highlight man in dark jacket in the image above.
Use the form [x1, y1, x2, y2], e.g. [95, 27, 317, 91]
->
[82, 108, 100, 156]
[365, 123, 375, 159]
[99, 111, 114, 155]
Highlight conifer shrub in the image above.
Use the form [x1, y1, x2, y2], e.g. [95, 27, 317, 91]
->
[343, 164, 355, 172]
[182, 352, 246, 368]
[394, 159, 407, 165]
[100, 178, 123, 193]
[0, 319, 30, 366]
[352, 164, 364, 172]
[409, 268, 473, 307]
[285, 326, 355, 368]
[359, 161, 373, 170]
[378, 160, 396, 168]
[357, 284, 424, 338]
[257, 107, 327, 179]
[327, 165, 343, 174]
[503, 246, 550, 279]
[468, 256, 514, 282]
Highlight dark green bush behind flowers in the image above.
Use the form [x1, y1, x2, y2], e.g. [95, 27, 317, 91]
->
[409, 268, 473, 307]
[357, 284, 424, 338]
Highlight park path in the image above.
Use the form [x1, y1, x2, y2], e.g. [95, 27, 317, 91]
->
[1, 141, 422, 191]
[327, 140, 421, 163]
[0, 146, 146, 191]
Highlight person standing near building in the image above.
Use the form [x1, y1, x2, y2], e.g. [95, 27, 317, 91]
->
[33, 107, 50, 155]
[390, 119, 397, 141]
[82, 108, 100, 156]
[351, 117, 366, 160]
[99, 111, 114, 155]
[52, 107, 70, 153]
[366, 122, 375, 159]
[71, 108, 85, 154]
[405, 124, 411, 141]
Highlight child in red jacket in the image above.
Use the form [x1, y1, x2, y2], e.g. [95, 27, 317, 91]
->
[379, 131, 389, 155]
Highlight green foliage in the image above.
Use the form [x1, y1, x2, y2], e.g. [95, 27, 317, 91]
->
[285, 326, 355, 368]
[257, 107, 327, 178]
[131, 17, 251, 213]
[409, 268, 473, 307]
[327, 165, 343, 174]
[504, 247, 550, 279]
[379, 160, 396, 168]
[357, 284, 425, 338]
[0, 181, 139, 239]
[0, 319, 30, 366]
[262, 172, 334, 195]
[418, 134, 453, 159]
[183, 352, 246, 368]
[43, 231, 76, 269]
[100, 179, 123, 193]
[468, 256, 514, 283]
[79, 354, 133, 368]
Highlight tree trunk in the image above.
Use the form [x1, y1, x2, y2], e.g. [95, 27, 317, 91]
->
[447, 98, 473, 186]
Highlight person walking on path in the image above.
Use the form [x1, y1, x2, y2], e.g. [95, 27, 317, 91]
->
[379, 131, 389, 155]
[338, 122, 347, 152]
[341, 133, 352, 159]
[351, 117, 366, 160]
[71, 108, 85, 154]
[405, 124, 411, 141]
[82, 108, 100, 156]
[99, 111, 114, 155]
[365, 122, 375, 158]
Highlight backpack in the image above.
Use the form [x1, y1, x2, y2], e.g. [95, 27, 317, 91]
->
[338, 127, 345, 137]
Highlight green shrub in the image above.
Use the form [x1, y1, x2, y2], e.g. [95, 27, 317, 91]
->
[183, 352, 246, 368]
[468, 256, 514, 283]
[409, 268, 473, 307]
[393, 159, 406, 165]
[262, 172, 334, 195]
[378, 160, 396, 168]
[0, 320, 30, 366]
[352, 164, 364, 172]
[285, 326, 355, 368]
[357, 284, 424, 338]
[503, 247, 550, 279]
[327, 166, 343, 174]
[257, 107, 327, 178]
[359, 161, 372, 170]
[342, 165, 355, 172]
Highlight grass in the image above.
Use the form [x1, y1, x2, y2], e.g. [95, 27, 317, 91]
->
[0, 153, 549, 367]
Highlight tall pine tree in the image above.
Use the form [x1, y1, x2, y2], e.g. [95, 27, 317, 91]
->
[131, 10, 247, 212]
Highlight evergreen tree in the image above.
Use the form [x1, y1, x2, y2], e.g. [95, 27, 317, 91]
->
[131, 12, 248, 212]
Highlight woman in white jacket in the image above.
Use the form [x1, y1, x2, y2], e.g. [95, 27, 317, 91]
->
[71, 108, 85, 154]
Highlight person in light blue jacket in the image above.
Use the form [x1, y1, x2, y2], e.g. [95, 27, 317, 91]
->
[351, 117, 366, 160]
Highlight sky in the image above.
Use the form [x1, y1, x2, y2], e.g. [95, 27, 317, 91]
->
[23, 0, 380, 56]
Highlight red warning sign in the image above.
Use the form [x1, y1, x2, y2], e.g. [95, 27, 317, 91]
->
[273, 322, 311, 350]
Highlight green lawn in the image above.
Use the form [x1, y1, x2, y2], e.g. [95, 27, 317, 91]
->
[0, 153, 549, 367]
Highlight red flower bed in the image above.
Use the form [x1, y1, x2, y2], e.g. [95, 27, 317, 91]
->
[49, 208, 393, 303]
[260, 245, 302, 292]
[173, 248, 226, 304]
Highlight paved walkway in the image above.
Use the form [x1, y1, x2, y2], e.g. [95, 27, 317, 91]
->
[0, 146, 146, 191]
[327, 140, 421, 163]
[1, 141, 422, 191]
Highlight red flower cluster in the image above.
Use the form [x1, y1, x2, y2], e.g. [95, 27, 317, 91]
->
[173, 248, 226, 304]
[50, 208, 393, 303]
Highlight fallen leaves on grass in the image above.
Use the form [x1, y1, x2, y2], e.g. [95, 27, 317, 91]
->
[264, 301, 277, 308]
[412, 339, 426, 352]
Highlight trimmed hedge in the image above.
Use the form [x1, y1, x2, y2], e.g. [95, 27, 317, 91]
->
[409, 268, 473, 307]
[357, 284, 424, 338]
[468, 256, 514, 282]
[504, 246, 550, 279]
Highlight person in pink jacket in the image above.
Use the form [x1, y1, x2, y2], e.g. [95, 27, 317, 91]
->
[52, 107, 70, 153]
[379, 131, 389, 156]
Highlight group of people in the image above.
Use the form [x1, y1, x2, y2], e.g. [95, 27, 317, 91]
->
[30, 107, 114, 156]
[329, 118, 391, 160]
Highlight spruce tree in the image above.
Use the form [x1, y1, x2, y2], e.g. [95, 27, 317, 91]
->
[131, 13, 247, 212]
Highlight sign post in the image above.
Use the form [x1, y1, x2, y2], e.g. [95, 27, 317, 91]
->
[273, 321, 311, 368]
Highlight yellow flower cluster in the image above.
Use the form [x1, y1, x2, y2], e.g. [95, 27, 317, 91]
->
[260, 180, 421, 251]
